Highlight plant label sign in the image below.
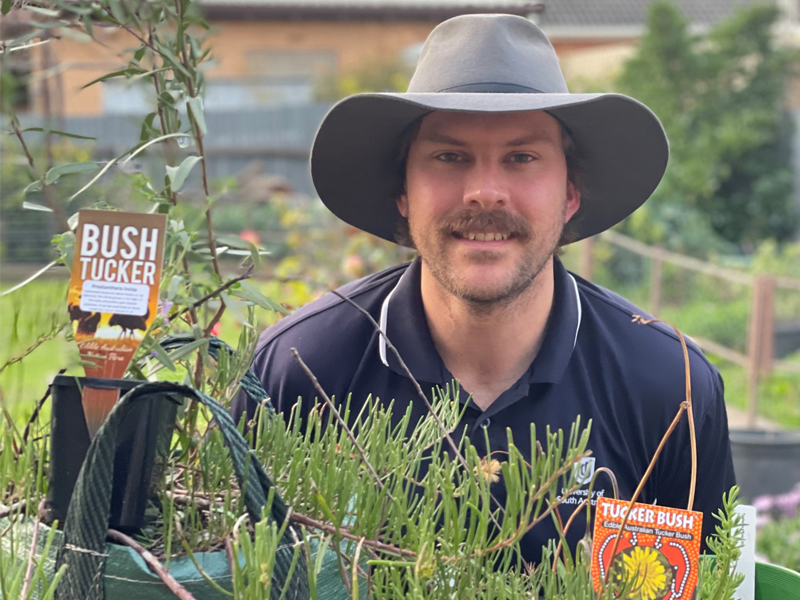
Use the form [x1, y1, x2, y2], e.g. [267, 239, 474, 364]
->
[67, 209, 166, 436]
[591, 497, 703, 600]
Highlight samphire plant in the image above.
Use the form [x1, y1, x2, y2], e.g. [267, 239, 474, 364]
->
[1, 0, 746, 598]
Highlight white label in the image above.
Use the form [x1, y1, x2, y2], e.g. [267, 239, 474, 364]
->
[80, 280, 149, 316]
[733, 505, 756, 600]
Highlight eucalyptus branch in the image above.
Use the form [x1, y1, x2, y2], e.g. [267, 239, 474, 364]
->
[224, 536, 236, 578]
[10, 118, 35, 169]
[0, 38, 52, 55]
[167, 491, 211, 510]
[171, 266, 253, 320]
[174, 0, 222, 285]
[102, 7, 159, 53]
[146, 25, 198, 334]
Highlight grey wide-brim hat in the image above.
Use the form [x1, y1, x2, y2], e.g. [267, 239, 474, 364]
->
[310, 14, 669, 246]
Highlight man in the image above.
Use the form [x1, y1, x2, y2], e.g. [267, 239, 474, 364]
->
[232, 14, 735, 564]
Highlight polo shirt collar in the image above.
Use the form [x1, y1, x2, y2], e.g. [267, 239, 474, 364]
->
[378, 256, 582, 385]
[379, 258, 449, 383]
[529, 256, 582, 383]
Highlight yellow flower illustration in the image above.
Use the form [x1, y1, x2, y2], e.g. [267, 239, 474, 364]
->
[475, 457, 503, 484]
[611, 545, 673, 600]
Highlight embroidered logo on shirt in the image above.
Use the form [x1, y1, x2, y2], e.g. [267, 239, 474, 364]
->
[574, 457, 596, 486]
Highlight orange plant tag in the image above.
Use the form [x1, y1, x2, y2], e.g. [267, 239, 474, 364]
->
[67, 210, 167, 436]
[591, 497, 703, 600]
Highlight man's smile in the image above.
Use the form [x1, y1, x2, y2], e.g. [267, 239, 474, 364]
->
[452, 231, 511, 241]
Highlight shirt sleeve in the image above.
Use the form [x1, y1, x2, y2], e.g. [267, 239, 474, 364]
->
[656, 368, 737, 553]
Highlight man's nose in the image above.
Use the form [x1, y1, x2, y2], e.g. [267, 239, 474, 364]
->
[462, 162, 509, 210]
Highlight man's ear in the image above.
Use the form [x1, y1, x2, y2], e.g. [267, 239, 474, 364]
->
[565, 180, 581, 223]
[396, 194, 409, 218]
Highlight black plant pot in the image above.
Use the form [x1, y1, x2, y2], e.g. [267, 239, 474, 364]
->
[775, 321, 800, 359]
[46, 375, 177, 532]
[729, 428, 800, 502]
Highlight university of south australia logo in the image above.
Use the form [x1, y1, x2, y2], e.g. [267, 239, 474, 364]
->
[573, 457, 596, 486]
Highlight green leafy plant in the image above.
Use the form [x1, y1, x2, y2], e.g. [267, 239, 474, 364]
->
[698, 488, 746, 600]
[0, 0, 748, 598]
[616, 1, 799, 252]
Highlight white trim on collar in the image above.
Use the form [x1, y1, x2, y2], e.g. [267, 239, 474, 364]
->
[378, 269, 584, 368]
[378, 269, 409, 367]
[568, 273, 583, 350]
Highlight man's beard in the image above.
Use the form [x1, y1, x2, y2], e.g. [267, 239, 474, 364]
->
[410, 207, 565, 312]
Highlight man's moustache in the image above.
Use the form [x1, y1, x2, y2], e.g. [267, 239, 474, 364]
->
[440, 210, 532, 240]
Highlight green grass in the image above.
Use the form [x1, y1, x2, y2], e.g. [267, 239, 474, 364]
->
[0, 276, 300, 422]
[2, 276, 799, 430]
[0, 280, 81, 422]
[712, 355, 800, 428]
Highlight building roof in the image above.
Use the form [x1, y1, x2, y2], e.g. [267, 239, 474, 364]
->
[199, 0, 543, 20]
[538, 0, 777, 37]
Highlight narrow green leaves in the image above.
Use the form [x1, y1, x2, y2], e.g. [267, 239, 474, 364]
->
[231, 280, 289, 315]
[44, 161, 99, 184]
[107, 0, 126, 24]
[187, 96, 206, 136]
[22, 201, 52, 212]
[19, 127, 96, 140]
[166, 155, 202, 192]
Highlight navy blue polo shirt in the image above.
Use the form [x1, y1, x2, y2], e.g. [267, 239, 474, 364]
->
[233, 256, 736, 564]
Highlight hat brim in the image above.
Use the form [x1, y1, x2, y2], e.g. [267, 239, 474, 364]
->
[310, 92, 668, 246]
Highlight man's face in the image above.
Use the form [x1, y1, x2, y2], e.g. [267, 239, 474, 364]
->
[397, 110, 581, 308]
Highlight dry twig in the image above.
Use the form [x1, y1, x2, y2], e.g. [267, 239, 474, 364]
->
[290, 348, 388, 496]
[19, 509, 42, 599]
[328, 289, 507, 527]
[107, 528, 198, 600]
[600, 316, 699, 594]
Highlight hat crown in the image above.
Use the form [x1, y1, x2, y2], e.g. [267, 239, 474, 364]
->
[407, 14, 569, 94]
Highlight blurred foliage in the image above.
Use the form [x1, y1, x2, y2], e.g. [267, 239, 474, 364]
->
[757, 513, 800, 572]
[0, 137, 152, 262]
[615, 1, 799, 253]
[314, 56, 412, 100]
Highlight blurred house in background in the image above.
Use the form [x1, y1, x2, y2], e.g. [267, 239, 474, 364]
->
[7, 0, 800, 197]
[14, 0, 540, 117]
